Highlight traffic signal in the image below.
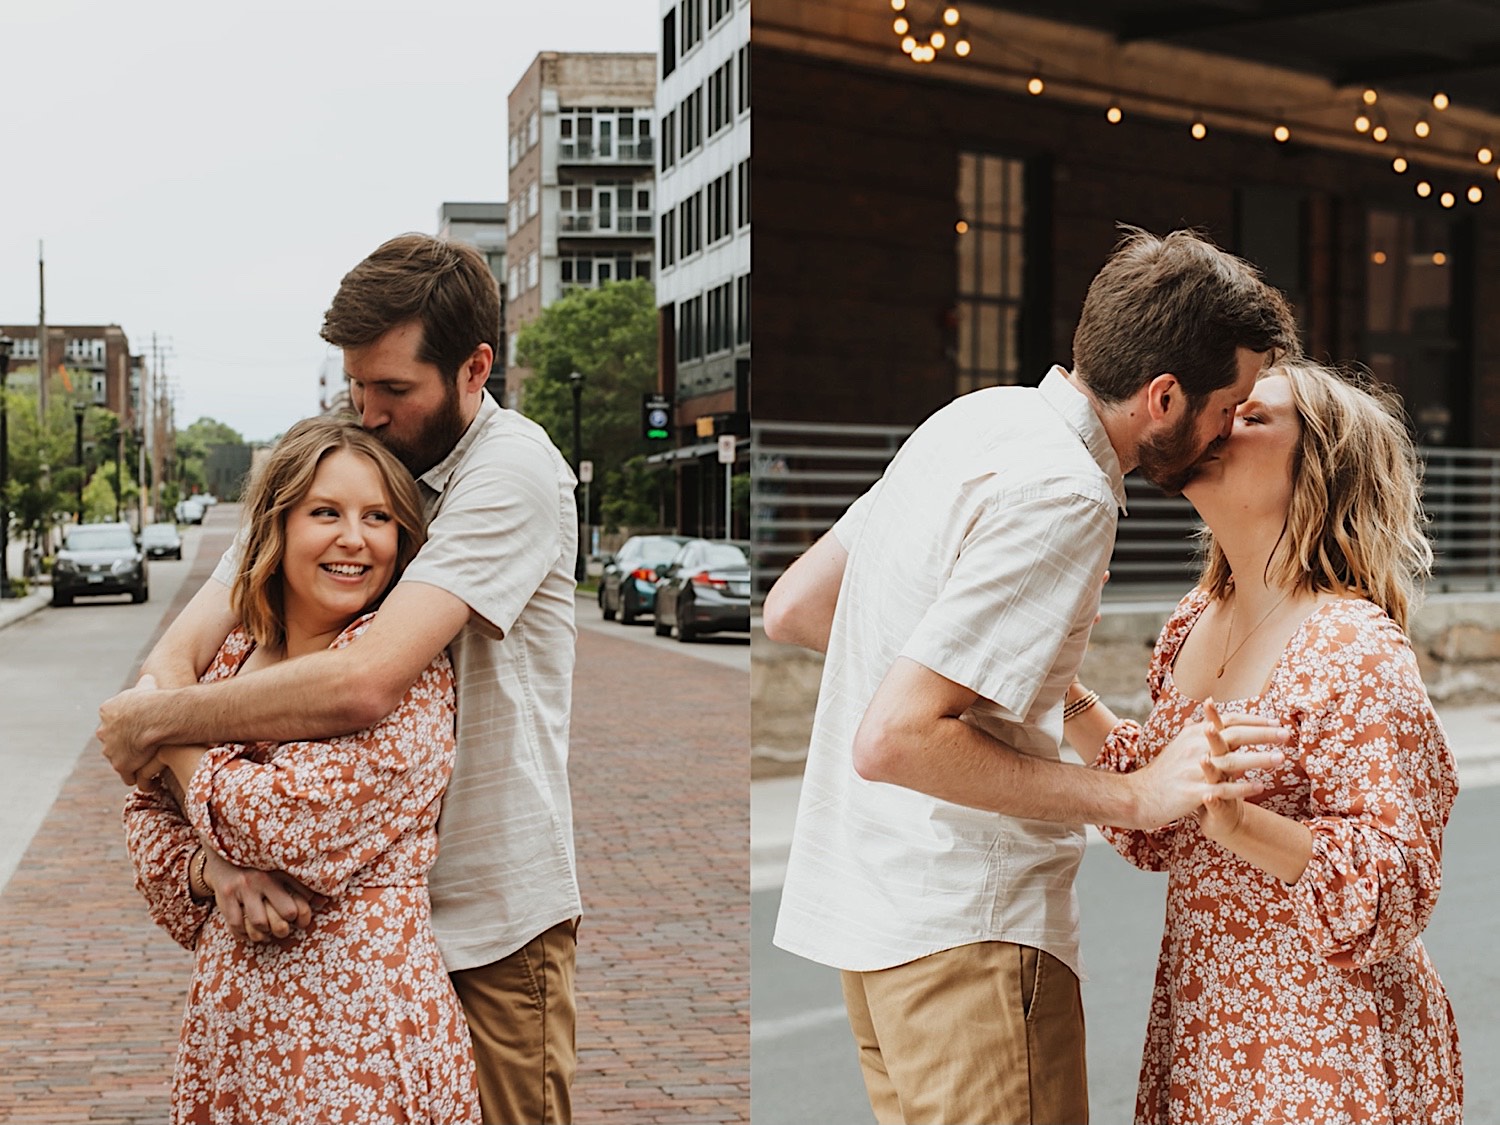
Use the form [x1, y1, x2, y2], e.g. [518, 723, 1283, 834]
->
[643, 393, 670, 440]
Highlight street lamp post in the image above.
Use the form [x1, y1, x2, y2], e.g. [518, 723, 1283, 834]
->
[0, 334, 13, 598]
[73, 402, 86, 523]
[569, 371, 586, 582]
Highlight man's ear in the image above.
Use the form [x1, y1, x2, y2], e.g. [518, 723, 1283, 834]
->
[1145, 373, 1182, 423]
[459, 343, 494, 395]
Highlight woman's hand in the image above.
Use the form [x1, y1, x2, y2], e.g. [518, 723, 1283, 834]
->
[1196, 698, 1248, 842]
[204, 851, 328, 943]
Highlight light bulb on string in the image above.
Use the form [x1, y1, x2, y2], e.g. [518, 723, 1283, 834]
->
[1393, 156, 1408, 173]
[954, 39, 971, 56]
[943, 6, 960, 25]
[1479, 146, 1494, 164]
[1372, 125, 1389, 142]
[1274, 124, 1291, 143]
[1027, 74, 1045, 95]
[1433, 91, 1450, 110]
[1440, 191, 1456, 208]
[901, 34, 916, 53]
[1469, 185, 1484, 203]
[1433, 252, 1448, 265]
[1107, 102, 1123, 124]
[1363, 89, 1379, 106]
[956, 220, 969, 234]
[891, 0, 906, 10]
[1354, 114, 1371, 133]
[1415, 119, 1431, 138]
[893, 16, 909, 34]
[1416, 180, 1432, 197]
[1191, 118, 1207, 140]
[1371, 251, 1387, 264]
[930, 30, 946, 48]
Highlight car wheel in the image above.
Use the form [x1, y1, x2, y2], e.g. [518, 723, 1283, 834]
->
[620, 597, 637, 625]
[52, 588, 72, 607]
[676, 598, 697, 643]
[601, 594, 616, 621]
[132, 584, 148, 604]
[654, 613, 671, 637]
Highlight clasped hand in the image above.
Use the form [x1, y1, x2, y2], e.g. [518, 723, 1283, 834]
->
[1126, 698, 1288, 831]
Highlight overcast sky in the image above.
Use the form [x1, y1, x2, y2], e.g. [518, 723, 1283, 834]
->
[1, 0, 658, 442]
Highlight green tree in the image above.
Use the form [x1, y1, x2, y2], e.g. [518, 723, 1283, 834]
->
[176, 416, 247, 496]
[515, 280, 665, 531]
[82, 461, 140, 523]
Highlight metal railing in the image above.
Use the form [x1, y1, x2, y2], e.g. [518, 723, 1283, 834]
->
[751, 420, 1500, 601]
[557, 138, 655, 163]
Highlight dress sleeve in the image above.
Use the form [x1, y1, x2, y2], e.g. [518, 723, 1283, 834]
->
[182, 653, 456, 898]
[1287, 609, 1458, 968]
[122, 779, 214, 950]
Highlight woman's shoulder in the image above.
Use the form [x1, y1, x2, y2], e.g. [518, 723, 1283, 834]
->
[202, 625, 257, 683]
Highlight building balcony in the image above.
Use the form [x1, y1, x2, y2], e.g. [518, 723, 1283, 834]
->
[558, 213, 655, 236]
[557, 138, 656, 165]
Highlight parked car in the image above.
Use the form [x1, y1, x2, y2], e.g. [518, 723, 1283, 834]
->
[139, 521, 183, 560]
[653, 538, 751, 642]
[176, 498, 206, 524]
[51, 522, 149, 606]
[599, 534, 689, 624]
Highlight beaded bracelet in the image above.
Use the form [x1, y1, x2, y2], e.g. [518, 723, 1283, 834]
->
[1062, 688, 1100, 721]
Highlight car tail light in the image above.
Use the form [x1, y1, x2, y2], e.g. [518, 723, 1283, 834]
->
[691, 570, 729, 590]
[631, 567, 658, 582]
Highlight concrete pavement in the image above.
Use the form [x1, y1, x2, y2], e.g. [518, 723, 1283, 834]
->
[0, 510, 749, 1123]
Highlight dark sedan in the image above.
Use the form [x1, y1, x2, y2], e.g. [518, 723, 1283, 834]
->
[51, 522, 149, 606]
[599, 534, 689, 624]
[653, 539, 751, 642]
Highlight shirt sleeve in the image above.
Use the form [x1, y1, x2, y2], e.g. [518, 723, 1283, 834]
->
[210, 530, 245, 589]
[900, 489, 1116, 720]
[183, 654, 457, 898]
[1286, 611, 1458, 968]
[399, 431, 572, 638]
[122, 781, 214, 950]
[831, 478, 884, 552]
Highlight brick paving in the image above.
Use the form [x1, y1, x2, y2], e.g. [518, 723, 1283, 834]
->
[0, 515, 749, 1122]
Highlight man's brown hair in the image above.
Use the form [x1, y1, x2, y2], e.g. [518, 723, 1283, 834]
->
[321, 233, 500, 382]
[1072, 226, 1300, 405]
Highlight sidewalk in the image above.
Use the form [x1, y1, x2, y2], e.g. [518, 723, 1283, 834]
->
[752, 703, 1500, 893]
[0, 587, 50, 632]
[0, 525, 749, 1122]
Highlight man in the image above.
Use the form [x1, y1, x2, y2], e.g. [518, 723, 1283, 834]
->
[764, 228, 1301, 1125]
[99, 234, 579, 1125]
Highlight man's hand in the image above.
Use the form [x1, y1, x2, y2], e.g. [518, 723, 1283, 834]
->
[205, 852, 327, 943]
[99, 674, 165, 786]
[1124, 700, 1288, 830]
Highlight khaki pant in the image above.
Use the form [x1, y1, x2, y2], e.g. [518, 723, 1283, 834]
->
[450, 918, 579, 1125]
[840, 941, 1088, 1125]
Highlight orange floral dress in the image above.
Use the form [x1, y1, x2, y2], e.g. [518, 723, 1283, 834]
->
[123, 614, 480, 1125]
[1095, 590, 1462, 1125]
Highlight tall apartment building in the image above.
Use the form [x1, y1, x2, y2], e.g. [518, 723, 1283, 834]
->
[653, 0, 751, 538]
[0, 324, 141, 428]
[438, 201, 509, 403]
[504, 52, 657, 411]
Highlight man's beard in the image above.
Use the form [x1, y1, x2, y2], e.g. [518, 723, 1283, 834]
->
[378, 383, 467, 477]
[1137, 408, 1220, 495]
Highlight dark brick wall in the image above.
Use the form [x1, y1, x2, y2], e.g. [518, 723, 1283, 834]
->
[752, 46, 1500, 445]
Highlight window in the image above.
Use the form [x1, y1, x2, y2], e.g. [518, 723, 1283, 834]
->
[508, 131, 519, 169]
[661, 109, 676, 171]
[680, 0, 703, 54]
[661, 213, 676, 270]
[706, 280, 734, 354]
[526, 251, 539, 290]
[680, 87, 703, 157]
[707, 170, 733, 244]
[708, 59, 734, 136]
[560, 251, 656, 290]
[526, 111, 538, 149]
[735, 274, 750, 345]
[736, 159, 750, 228]
[662, 8, 677, 78]
[737, 45, 749, 115]
[678, 294, 704, 361]
[526, 181, 539, 219]
[710, 0, 733, 26]
[678, 190, 703, 257]
[955, 152, 1027, 394]
[508, 266, 519, 299]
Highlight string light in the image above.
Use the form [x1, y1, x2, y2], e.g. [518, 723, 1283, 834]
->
[1027, 74, 1045, 95]
[943, 6, 960, 25]
[1363, 89, 1379, 106]
[1354, 114, 1371, 133]
[1372, 125, 1388, 143]
[1371, 251, 1387, 264]
[901, 34, 916, 52]
[1440, 191, 1456, 208]
[954, 38, 970, 56]
[956, 219, 969, 233]
[1469, 185, 1484, 203]
[1433, 91, 1450, 110]
[1479, 146, 1494, 164]
[1415, 119, 1431, 138]
[1107, 102, 1123, 124]
[1433, 251, 1448, 264]
[893, 16, 909, 33]
[930, 30, 946, 48]
[1273, 124, 1290, 143]
[891, 0, 906, 9]
[1393, 156, 1409, 173]
[1416, 180, 1432, 197]
[1191, 118, 1208, 140]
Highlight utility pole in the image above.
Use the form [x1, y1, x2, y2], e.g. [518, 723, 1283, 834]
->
[37, 242, 47, 425]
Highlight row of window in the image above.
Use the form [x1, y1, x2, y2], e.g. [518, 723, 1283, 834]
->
[507, 110, 541, 170]
[558, 107, 655, 163]
[560, 251, 654, 288]
[660, 46, 748, 173]
[659, 160, 750, 270]
[508, 181, 541, 235]
[676, 274, 750, 362]
[507, 252, 541, 300]
[661, 0, 737, 80]
[558, 182, 655, 235]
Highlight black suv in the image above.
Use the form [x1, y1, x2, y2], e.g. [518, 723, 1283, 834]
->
[52, 522, 149, 606]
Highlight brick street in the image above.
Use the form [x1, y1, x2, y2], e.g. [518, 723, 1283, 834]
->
[0, 512, 749, 1123]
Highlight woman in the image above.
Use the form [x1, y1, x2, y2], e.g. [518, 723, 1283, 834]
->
[1065, 361, 1462, 1124]
[122, 416, 480, 1124]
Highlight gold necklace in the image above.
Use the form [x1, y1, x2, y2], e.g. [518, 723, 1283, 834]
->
[1216, 588, 1294, 678]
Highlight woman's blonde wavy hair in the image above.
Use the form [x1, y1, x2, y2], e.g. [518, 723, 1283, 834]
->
[1198, 360, 1433, 630]
[233, 415, 427, 649]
